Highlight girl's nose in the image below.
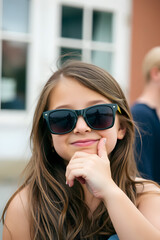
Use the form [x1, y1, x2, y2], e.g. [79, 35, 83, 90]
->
[73, 116, 91, 134]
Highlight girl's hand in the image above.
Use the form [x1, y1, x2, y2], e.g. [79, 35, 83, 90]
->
[65, 138, 116, 199]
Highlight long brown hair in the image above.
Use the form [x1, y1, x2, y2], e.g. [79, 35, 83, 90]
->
[2, 60, 140, 239]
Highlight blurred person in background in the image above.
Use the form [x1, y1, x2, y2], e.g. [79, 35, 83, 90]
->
[131, 46, 160, 184]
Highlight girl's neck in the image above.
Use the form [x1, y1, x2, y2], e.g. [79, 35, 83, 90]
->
[83, 184, 101, 215]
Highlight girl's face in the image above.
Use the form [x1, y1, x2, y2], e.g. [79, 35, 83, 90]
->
[49, 76, 126, 161]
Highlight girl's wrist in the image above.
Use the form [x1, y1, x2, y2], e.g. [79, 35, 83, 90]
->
[101, 180, 122, 204]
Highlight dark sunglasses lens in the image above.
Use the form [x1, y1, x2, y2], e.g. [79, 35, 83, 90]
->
[49, 110, 76, 134]
[86, 105, 113, 129]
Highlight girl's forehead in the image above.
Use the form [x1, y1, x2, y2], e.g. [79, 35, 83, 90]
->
[48, 76, 111, 110]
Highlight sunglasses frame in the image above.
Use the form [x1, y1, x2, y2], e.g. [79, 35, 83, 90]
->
[43, 103, 121, 135]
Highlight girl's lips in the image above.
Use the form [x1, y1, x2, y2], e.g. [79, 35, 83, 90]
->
[71, 139, 99, 147]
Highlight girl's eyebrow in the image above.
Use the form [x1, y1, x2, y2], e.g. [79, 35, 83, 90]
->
[54, 100, 109, 110]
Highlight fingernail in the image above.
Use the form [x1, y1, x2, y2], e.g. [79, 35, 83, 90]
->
[103, 138, 106, 144]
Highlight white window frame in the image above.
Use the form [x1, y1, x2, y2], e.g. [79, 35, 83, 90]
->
[57, 4, 115, 71]
[0, 0, 32, 124]
[55, 0, 132, 94]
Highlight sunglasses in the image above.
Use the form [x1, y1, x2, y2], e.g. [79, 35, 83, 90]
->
[43, 104, 121, 135]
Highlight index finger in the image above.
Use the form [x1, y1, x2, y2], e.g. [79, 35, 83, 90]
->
[97, 138, 108, 159]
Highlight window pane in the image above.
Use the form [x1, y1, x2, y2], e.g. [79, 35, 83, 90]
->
[1, 41, 27, 110]
[91, 50, 113, 73]
[60, 47, 82, 65]
[92, 11, 113, 43]
[61, 6, 83, 39]
[2, 0, 30, 33]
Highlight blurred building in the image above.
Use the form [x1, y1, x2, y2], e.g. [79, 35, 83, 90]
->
[130, 0, 160, 103]
[0, 0, 160, 237]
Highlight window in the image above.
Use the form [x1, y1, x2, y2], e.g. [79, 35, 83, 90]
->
[0, 0, 30, 110]
[61, 6, 83, 39]
[58, 5, 114, 74]
[92, 11, 113, 43]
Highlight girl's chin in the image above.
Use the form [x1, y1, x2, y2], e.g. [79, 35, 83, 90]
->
[75, 148, 97, 154]
[60, 148, 98, 162]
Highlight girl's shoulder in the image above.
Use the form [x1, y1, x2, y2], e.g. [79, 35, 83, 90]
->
[135, 177, 160, 194]
[135, 176, 160, 208]
[135, 177, 160, 230]
[135, 177, 160, 195]
[3, 186, 31, 240]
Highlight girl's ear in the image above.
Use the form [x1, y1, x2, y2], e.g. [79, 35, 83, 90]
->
[117, 123, 126, 140]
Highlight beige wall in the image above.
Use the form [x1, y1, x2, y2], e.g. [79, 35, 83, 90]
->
[129, 0, 160, 104]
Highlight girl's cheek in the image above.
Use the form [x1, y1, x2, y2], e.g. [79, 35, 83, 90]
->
[51, 136, 71, 161]
[101, 132, 118, 154]
[51, 136, 61, 155]
[106, 139, 118, 155]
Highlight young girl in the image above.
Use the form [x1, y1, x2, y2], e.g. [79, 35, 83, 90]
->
[2, 61, 160, 240]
